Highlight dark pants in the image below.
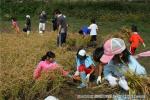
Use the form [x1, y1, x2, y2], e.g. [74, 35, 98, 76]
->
[26, 25, 31, 31]
[88, 35, 97, 47]
[57, 33, 67, 47]
[90, 35, 97, 41]
[53, 23, 57, 31]
[23, 25, 31, 32]
[130, 46, 136, 55]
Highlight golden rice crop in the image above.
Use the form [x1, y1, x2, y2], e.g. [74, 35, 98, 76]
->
[0, 31, 90, 99]
[0, 31, 150, 100]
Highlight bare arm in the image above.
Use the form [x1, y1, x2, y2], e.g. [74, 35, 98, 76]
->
[57, 25, 61, 35]
[97, 63, 104, 76]
[89, 64, 95, 75]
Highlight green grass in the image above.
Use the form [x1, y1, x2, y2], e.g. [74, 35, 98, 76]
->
[1, 1, 150, 20]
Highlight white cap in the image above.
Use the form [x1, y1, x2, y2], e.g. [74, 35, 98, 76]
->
[78, 49, 86, 56]
[44, 96, 59, 100]
[26, 15, 30, 18]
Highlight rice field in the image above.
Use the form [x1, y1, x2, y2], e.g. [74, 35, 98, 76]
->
[1, 1, 150, 98]
[0, 23, 150, 99]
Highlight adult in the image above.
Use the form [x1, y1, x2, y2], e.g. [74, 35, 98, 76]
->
[39, 11, 47, 34]
[55, 10, 67, 47]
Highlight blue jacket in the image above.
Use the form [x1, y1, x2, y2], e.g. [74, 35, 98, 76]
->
[103, 55, 147, 78]
[76, 56, 95, 69]
[82, 26, 90, 35]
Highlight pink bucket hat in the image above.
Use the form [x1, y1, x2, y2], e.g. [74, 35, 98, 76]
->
[100, 38, 126, 63]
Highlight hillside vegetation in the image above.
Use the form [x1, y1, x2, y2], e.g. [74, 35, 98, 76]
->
[1, 0, 150, 20]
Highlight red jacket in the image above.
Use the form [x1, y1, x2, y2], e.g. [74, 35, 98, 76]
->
[129, 33, 144, 48]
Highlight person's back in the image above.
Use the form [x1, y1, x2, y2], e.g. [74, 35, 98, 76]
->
[130, 32, 144, 48]
[103, 60, 128, 78]
[89, 23, 98, 36]
[57, 15, 67, 33]
[88, 19, 98, 47]
[82, 26, 90, 35]
[129, 24, 146, 54]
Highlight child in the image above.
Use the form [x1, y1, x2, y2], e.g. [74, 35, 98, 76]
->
[23, 15, 31, 35]
[11, 17, 20, 33]
[78, 25, 90, 37]
[33, 51, 72, 79]
[73, 49, 95, 88]
[88, 19, 98, 47]
[92, 47, 104, 85]
[99, 38, 147, 90]
[25, 15, 31, 35]
[129, 25, 146, 55]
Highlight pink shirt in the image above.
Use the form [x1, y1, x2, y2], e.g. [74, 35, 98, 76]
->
[137, 51, 150, 58]
[12, 20, 18, 28]
[33, 60, 68, 79]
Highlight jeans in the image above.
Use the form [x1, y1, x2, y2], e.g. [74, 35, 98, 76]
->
[57, 33, 67, 47]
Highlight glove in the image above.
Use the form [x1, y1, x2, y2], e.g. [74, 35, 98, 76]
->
[118, 77, 129, 91]
[74, 71, 79, 76]
[86, 74, 90, 82]
[96, 76, 102, 85]
[143, 43, 146, 48]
